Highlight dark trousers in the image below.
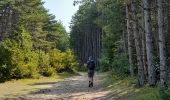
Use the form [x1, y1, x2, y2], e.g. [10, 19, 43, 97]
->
[88, 70, 94, 87]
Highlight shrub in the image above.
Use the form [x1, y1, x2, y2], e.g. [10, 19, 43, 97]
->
[0, 39, 20, 80]
[26, 52, 39, 78]
[49, 49, 78, 73]
[111, 53, 130, 75]
[99, 52, 129, 76]
[160, 88, 170, 100]
[10, 28, 39, 79]
[0, 39, 40, 81]
[49, 49, 65, 72]
[43, 66, 56, 77]
[10, 47, 39, 79]
[37, 51, 56, 77]
[99, 54, 110, 72]
[0, 35, 78, 82]
[63, 49, 78, 72]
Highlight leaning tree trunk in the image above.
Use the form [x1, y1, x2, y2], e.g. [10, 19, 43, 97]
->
[143, 0, 156, 86]
[157, 0, 168, 89]
[126, 4, 134, 77]
[131, 0, 144, 86]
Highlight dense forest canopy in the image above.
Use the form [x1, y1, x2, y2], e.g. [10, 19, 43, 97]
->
[0, 0, 78, 82]
[70, 0, 170, 91]
[70, 0, 128, 71]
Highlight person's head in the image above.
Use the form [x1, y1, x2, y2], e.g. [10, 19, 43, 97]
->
[88, 56, 92, 61]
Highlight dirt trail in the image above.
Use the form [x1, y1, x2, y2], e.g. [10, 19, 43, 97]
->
[15, 72, 115, 100]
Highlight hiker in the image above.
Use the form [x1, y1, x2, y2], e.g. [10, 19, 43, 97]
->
[87, 57, 95, 87]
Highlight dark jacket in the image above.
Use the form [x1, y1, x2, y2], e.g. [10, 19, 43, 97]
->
[87, 60, 95, 70]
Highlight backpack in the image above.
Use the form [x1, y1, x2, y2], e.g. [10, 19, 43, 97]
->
[87, 60, 95, 70]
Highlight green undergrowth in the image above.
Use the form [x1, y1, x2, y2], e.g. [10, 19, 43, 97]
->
[103, 71, 170, 100]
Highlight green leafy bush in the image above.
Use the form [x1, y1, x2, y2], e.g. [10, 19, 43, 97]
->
[99, 52, 129, 76]
[0, 39, 78, 82]
[38, 51, 56, 77]
[63, 49, 79, 72]
[38, 51, 50, 74]
[99, 54, 110, 72]
[0, 40, 13, 81]
[43, 66, 56, 77]
[49, 49, 65, 72]
[49, 49, 78, 73]
[0, 30, 40, 81]
[111, 53, 130, 75]
[0, 28, 77, 82]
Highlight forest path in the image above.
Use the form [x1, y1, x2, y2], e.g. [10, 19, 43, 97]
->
[19, 72, 115, 100]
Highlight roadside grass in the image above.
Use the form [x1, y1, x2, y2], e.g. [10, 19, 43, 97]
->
[0, 72, 77, 99]
[103, 72, 163, 100]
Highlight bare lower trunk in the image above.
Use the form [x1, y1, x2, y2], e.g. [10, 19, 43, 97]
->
[157, 0, 168, 89]
[141, 26, 147, 81]
[141, 1, 148, 81]
[132, 0, 144, 86]
[168, 0, 170, 77]
[126, 4, 134, 77]
[143, 0, 156, 86]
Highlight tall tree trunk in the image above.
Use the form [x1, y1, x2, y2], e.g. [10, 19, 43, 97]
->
[157, 0, 168, 89]
[126, 4, 134, 77]
[141, 1, 148, 81]
[131, 0, 144, 86]
[168, 0, 170, 77]
[143, 0, 156, 86]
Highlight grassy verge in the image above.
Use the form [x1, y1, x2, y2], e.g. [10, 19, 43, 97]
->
[103, 72, 163, 100]
[0, 72, 76, 99]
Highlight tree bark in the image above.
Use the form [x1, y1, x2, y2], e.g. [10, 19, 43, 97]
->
[157, 0, 168, 89]
[168, 0, 170, 76]
[143, 0, 156, 86]
[126, 4, 134, 77]
[131, 0, 145, 86]
[140, 0, 148, 81]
